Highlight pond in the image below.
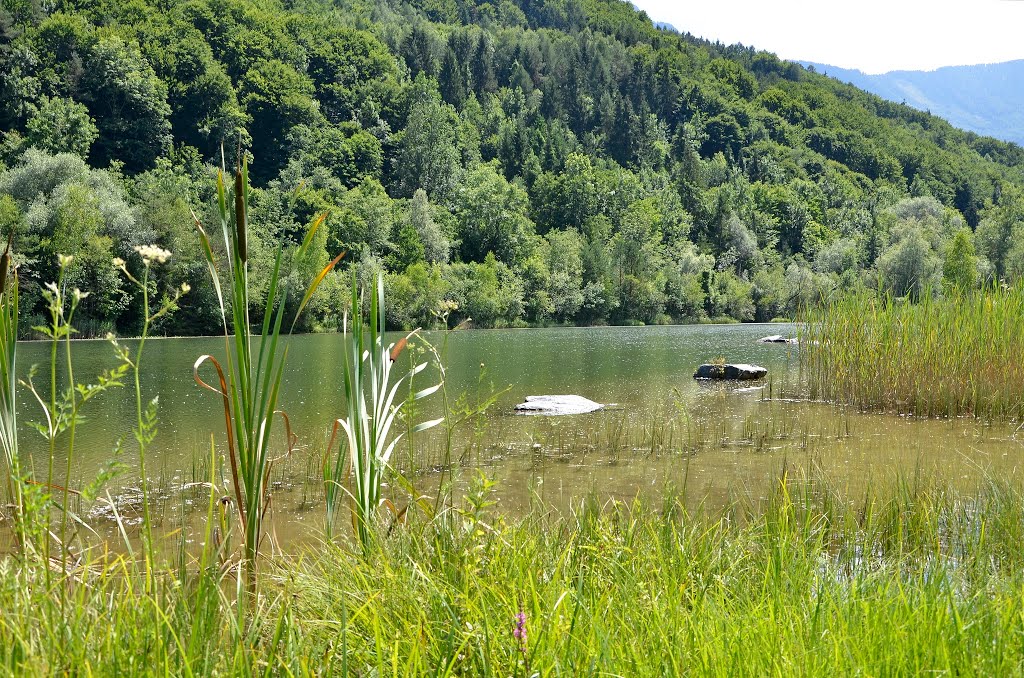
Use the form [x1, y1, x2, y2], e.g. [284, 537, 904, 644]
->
[13, 323, 1024, 547]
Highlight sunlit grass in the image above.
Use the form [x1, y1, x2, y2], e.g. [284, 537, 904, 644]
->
[2, 475, 1024, 675]
[801, 285, 1024, 418]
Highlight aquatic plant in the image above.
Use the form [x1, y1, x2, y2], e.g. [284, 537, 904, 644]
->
[192, 158, 341, 593]
[21, 255, 128, 582]
[111, 246, 188, 583]
[0, 234, 24, 549]
[325, 271, 442, 550]
[801, 284, 1024, 418]
[2, 473, 1024, 674]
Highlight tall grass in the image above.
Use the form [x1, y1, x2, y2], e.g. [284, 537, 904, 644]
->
[801, 285, 1024, 418]
[3, 475, 1024, 674]
[192, 159, 341, 593]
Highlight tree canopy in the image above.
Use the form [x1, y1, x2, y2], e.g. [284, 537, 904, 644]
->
[1, 0, 1023, 334]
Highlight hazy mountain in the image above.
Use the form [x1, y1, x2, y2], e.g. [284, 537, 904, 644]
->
[630, 3, 677, 32]
[802, 61, 1024, 146]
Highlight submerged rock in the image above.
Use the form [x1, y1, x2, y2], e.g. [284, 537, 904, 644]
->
[515, 395, 604, 415]
[759, 335, 798, 344]
[694, 363, 768, 380]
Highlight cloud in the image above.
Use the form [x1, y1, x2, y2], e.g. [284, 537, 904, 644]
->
[633, 0, 1024, 73]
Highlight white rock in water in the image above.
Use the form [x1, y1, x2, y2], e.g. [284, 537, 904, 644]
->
[759, 335, 798, 344]
[515, 395, 604, 415]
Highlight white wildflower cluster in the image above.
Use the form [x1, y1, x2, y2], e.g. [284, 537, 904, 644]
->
[133, 245, 172, 265]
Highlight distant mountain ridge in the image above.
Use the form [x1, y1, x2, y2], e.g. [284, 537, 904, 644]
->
[630, 3, 677, 33]
[801, 60, 1024, 146]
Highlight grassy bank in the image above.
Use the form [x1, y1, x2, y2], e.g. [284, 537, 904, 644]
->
[801, 285, 1024, 418]
[3, 475, 1024, 675]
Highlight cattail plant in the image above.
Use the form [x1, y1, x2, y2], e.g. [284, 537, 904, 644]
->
[0, 233, 25, 550]
[325, 272, 442, 552]
[192, 158, 342, 593]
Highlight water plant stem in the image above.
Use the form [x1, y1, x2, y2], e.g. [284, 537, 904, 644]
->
[58, 302, 78, 581]
[193, 159, 339, 595]
[0, 240, 24, 551]
[801, 284, 1024, 418]
[130, 264, 158, 584]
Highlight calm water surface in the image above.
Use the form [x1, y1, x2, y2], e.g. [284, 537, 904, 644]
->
[14, 324, 1024, 544]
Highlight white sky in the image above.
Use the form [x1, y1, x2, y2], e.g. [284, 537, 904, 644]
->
[631, 0, 1024, 74]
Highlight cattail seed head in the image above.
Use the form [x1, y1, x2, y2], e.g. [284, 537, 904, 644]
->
[234, 170, 248, 263]
[0, 233, 11, 296]
[0, 252, 8, 297]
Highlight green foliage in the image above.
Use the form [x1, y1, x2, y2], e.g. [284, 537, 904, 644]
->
[454, 163, 535, 264]
[5, 480, 1024, 674]
[0, 235, 23, 549]
[286, 122, 382, 188]
[803, 285, 1024, 418]
[81, 36, 173, 173]
[1, 0, 1023, 329]
[405, 188, 450, 264]
[877, 227, 941, 300]
[330, 177, 398, 258]
[445, 254, 525, 327]
[326, 272, 441, 550]
[25, 97, 97, 158]
[708, 269, 755, 321]
[385, 261, 450, 329]
[943, 228, 978, 294]
[0, 150, 139, 334]
[239, 59, 320, 183]
[395, 81, 464, 204]
[192, 161, 339, 592]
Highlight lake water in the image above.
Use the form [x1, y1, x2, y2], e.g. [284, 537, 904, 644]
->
[13, 323, 1024, 547]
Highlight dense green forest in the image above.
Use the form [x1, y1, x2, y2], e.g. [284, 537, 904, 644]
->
[802, 60, 1024, 147]
[2, 0, 1024, 336]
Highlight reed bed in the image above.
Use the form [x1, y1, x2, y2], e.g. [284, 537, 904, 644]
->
[801, 285, 1024, 418]
[2, 475, 1024, 675]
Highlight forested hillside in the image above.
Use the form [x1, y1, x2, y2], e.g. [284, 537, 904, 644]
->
[2, 0, 1023, 336]
[803, 60, 1024, 147]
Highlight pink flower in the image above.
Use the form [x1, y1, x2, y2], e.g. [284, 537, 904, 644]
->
[513, 610, 527, 642]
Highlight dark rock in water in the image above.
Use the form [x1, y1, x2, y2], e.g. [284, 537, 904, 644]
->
[759, 335, 798, 344]
[694, 363, 768, 380]
[515, 395, 604, 415]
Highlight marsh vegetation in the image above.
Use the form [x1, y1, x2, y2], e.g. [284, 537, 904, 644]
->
[801, 285, 1024, 418]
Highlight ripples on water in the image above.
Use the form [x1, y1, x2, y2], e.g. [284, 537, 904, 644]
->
[13, 324, 1024, 546]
